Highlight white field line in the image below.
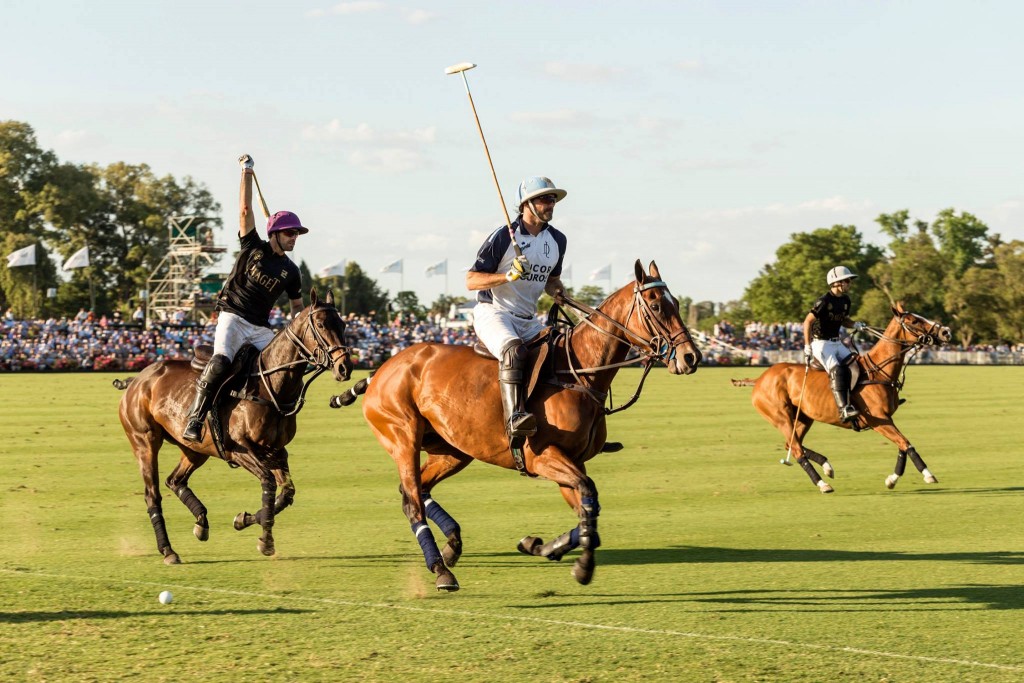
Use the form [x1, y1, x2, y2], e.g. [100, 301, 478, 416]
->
[4, 568, 1022, 673]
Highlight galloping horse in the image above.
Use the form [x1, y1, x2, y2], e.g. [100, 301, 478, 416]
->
[116, 289, 351, 564]
[333, 261, 701, 591]
[752, 303, 951, 493]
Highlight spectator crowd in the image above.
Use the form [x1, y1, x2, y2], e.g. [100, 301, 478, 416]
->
[2, 307, 1020, 372]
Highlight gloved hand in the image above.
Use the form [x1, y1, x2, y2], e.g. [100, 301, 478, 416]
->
[505, 254, 530, 282]
[804, 344, 813, 363]
[238, 154, 254, 169]
[852, 321, 866, 332]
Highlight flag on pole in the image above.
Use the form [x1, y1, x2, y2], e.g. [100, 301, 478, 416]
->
[425, 259, 447, 277]
[380, 258, 403, 274]
[318, 259, 347, 278]
[62, 246, 90, 270]
[6, 244, 36, 268]
[589, 264, 611, 281]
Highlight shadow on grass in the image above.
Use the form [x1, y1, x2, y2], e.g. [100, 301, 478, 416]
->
[0, 607, 313, 623]
[511, 584, 1024, 612]
[595, 545, 1024, 566]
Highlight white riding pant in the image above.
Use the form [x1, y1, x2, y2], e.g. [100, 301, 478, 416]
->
[472, 303, 545, 358]
[213, 311, 276, 361]
[811, 339, 853, 374]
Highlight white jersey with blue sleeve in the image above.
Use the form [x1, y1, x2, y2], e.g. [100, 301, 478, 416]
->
[469, 218, 567, 319]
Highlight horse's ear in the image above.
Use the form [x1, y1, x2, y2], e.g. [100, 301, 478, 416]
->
[648, 260, 661, 279]
[310, 287, 319, 307]
[891, 300, 906, 316]
[324, 289, 335, 306]
[634, 259, 645, 283]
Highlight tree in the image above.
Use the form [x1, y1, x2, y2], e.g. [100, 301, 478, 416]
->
[930, 208, 990, 279]
[339, 261, 388, 319]
[428, 293, 467, 317]
[744, 225, 884, 321]
[992, 240, 1024, 343]
[944, 266, 1001, 347]
[392, 290, 424, 317]
[865, 213, 947, 324]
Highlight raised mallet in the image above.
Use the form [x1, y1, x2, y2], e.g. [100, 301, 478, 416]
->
[239, 154, 271, 219]
[445, 62, 523, 262]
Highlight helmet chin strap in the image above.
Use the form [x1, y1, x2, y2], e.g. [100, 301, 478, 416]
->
[526, 199, 544, 222]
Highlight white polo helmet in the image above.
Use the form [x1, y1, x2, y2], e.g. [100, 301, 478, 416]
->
[826, 265, 857, 285]
[516, 176, 567, 210]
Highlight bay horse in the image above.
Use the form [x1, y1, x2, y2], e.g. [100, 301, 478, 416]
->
[752, 303, 951, 493]
[332, 260, 701, 591]
[116, 288, 352, 564]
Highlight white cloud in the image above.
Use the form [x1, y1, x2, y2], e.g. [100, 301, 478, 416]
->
[403, 8, 436, 24]
[543, 61, 624, 83]
[673, 59, 706, 73]
[303, 119, 435, 145]
[306, 1, 385, 18]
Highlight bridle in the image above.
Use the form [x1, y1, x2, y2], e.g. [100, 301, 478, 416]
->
[858, 311, 946, 389]
[554, 280, 697, 414]
[253, 305, 350, 416]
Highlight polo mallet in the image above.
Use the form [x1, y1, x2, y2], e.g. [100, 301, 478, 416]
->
[239, 154, 270, 219]
[445, 62, 525, 266]
[782, 362, 810, 465]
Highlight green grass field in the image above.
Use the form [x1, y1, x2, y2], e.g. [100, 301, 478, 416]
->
[1, 366, 1022, 682]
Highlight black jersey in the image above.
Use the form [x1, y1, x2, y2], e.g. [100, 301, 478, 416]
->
[217, 231, 302, 327]
[809, 291, 852, 340]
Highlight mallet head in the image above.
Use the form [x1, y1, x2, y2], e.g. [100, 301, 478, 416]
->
[444, 62, 477, 75]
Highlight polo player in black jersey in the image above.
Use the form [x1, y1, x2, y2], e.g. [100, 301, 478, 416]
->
[182, 155, 308, 443]
[802, 265, 866, 423]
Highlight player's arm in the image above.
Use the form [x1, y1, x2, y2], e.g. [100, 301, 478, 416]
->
[239, 168, 256, 238]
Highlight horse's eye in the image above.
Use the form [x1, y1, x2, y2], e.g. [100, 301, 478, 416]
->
[651, 302, 661, 313]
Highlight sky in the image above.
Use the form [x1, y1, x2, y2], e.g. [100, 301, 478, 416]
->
[3, 0, 1022, 306]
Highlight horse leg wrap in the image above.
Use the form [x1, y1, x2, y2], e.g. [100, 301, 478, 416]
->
[148, 506, 171, 553]
[894, 451, 908, 477]
[799, 457, 822, 484]
[412, 522, 443, 570]
[905, 445, 927, 472]
[579, 492, 601, 550]
[174, 486, 207, 520]
[542, 528, 581, 561]
[256, 485, 276, 529]
[424, 498, 460, 537]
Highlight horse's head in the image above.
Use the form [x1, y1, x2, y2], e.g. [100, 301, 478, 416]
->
[891, 301, 952, 346]
[292, 288, 353, 382]
[623, 259, 702, 375]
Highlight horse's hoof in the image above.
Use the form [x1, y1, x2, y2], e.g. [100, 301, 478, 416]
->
[257, 539, 275, 556]
[233, 512, 249, 531]
[822, 462, 835, 479]
[817, 482, 834, 494]
[435, 570, 460, 592]
[517, 536, 543, 556]
[923, 469, 938, 484]
[162, 552, 181, 565]
[572, 551, 595, 585]
[193, 523, 209, 542]
[885, 474, 899, 490]
[441, 543, 462, 568]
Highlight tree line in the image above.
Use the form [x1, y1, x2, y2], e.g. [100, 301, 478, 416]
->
[3, 119, 1021, 344]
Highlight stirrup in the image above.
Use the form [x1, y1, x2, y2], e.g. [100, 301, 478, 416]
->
[506, 412, 537, 438]
[182, 419, 205, 443]
[839, 406, 860, 423]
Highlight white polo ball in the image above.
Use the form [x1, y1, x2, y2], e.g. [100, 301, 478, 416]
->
[158, 590, 173, 605]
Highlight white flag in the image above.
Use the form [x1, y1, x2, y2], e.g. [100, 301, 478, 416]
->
[589, 264, 611, 281]
[425, 259, 447, 277]
[62, 246, 90, 270]
[318, 259, 347, 278]
[5, 244, 36, 268]
[561, 263, 572, 281]
[380, 258, 403, 274]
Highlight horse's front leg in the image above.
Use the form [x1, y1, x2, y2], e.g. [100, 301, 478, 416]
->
[872, 422, 939, 489]
[233, 466, 295, 531]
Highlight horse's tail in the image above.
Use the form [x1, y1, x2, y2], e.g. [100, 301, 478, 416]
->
[112, 377, 134, 390]
[329, 373, 372, 409]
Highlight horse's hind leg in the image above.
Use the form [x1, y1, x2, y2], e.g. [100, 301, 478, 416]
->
[119, 402, 180, 565]
[803, 447, 835, 479]
[166, 449, 211, 542]
[419, 452, 473, 568]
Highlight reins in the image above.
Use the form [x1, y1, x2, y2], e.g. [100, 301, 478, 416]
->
[247, 307, 349, 416]
[854, 313, 943, 392]
[553, 281, 693, 415]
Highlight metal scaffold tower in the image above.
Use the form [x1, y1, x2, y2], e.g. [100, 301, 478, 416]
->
[145, 216, 226, 326]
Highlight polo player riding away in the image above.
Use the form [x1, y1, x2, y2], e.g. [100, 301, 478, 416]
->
[803, 265, 867, 423]
[466, 176, 568, 451]
[182, 155, 309, 443]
